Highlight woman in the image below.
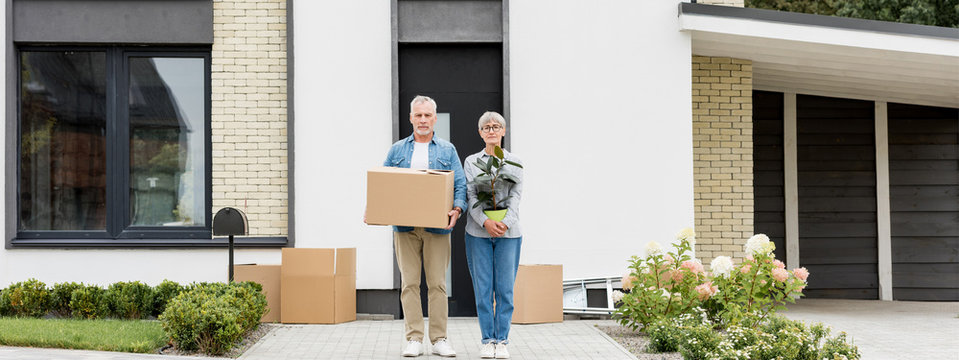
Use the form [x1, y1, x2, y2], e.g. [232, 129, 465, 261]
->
[463, 111, 523, 359]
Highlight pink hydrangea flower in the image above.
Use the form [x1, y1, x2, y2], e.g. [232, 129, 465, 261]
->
[793, 267, 810, 282]
[669, 269, 684, 282]
[622, 272, 637, 290]
[663, 254, 675, 265]
[695, 281, 719, 300]
[681, 260, 704, 274]
[773, 260, 785, 269]
[772, 268, 789, 282]
[740, 264, 752, 274]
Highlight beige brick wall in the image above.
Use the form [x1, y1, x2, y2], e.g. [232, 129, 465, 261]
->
[692, 56, 753, 266]
[696, 0, 745, 7]
[211, 0, 288, 237]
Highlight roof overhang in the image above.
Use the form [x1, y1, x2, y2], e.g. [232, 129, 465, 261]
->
[679, 3, 959, 108]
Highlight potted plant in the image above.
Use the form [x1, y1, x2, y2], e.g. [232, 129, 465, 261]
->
[469, 145, 523, 222]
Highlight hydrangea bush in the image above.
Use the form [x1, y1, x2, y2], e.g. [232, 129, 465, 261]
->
[616, 230, 809, 329]
[615, 228, 705, 330]
[613, 229, 859, 359]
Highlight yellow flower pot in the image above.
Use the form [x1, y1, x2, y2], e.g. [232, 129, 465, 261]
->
[483, 209, 507, 222]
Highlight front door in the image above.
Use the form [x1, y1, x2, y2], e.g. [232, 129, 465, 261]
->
[398, 43, 503, 317]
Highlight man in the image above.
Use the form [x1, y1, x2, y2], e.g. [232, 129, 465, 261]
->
[382, 95, 466, 357]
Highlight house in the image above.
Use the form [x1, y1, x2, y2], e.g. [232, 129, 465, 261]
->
[1, 0, 955, 318]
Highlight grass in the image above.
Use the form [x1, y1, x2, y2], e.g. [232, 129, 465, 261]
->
[0, 317, 167, 353]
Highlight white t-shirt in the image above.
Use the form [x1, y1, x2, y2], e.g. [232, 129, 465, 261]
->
[411, 142, 429, 169]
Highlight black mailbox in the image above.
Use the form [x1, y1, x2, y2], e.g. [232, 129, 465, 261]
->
[213, 207, 248, 282]
[213, 207, 248, 236]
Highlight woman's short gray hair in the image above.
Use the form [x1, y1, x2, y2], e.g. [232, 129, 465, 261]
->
[410, 95, 437, 113]
[477, 111, 506, 129]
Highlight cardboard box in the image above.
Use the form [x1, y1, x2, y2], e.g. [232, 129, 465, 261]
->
[366, 166, 454, 228]
[512, 264, 563, 324]
[233, 264, 281, 323]
[280, 248, 356, 324]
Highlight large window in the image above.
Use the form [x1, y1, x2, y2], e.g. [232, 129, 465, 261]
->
[18, 47, 211, 243]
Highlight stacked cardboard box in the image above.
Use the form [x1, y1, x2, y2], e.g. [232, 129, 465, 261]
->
[280, 248, 356, 324]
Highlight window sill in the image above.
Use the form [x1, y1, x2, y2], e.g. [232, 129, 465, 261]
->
[8, 237, 288, 249]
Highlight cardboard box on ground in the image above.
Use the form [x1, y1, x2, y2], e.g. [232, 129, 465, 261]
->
[512, 264, 564, 324]
[233, 264, 282, 322]
[280, 248, 356, 324]
[366, 167, 454, 228]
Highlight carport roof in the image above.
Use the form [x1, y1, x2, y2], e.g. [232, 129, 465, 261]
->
[679, 3, 959, 108]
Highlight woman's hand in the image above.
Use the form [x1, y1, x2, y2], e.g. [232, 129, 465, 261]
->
[483, 219, 508, 238]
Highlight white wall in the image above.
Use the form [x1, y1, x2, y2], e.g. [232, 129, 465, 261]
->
[509, 0, 695, 279]
[1, 249, 279, 287]
[292, 1, 395, 289]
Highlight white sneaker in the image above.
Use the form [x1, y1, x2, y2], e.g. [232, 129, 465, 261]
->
[494, 343, 510, 359]
[480, 342, 495, 358]
[431, 338, 457, 357]
[402, 340, 423, 357]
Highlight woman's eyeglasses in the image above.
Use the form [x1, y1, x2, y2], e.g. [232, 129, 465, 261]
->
[481, 125, 503, 133]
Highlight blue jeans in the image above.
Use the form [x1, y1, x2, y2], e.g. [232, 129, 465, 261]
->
[464, 233, 522, 344]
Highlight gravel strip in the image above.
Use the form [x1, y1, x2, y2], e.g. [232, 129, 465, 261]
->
[597, 325, 683, 360]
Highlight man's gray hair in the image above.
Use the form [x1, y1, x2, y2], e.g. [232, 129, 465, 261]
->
[410, 95, 437, 113]
[477, 111, 506, 129]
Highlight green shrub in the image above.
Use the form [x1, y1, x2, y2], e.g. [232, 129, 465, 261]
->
[105, 281, 154, 319]
[821, 331, 861, 360]
[159, 282, 267, 355]
[70, 285, 109, 320]
[0, 279, 51, 317]
[678, 323, 723, 360]
[645, 318, 683, 352]
[51, 282, 85, 317]
[152, 280, 184, 317]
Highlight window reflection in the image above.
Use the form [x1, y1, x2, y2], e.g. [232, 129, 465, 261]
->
[129, 57, 206, 226]
[19, 51, 107, 230]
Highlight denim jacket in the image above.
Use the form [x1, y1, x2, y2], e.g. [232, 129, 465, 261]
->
[383, 134, 468, 234]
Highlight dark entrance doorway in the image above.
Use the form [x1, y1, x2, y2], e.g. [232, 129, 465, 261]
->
[398, 43, 504, 317]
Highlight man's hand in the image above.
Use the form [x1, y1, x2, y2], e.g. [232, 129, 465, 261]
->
[446, 207, 462, 229]
[483, 219, 507, 237]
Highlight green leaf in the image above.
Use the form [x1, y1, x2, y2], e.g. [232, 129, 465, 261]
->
[474, 158, 487, 172]
[494, 145, 504, 159]
[503, 160, 523, 168]
[489, 157, 500, 169]
[475, 192, 492, 202]
[500, 173, 519, 184]
[472, 175, 492, 184]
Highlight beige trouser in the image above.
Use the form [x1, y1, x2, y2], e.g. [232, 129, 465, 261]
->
[394, 228, 450, 343]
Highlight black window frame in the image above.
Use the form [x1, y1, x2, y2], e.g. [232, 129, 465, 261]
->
[14, 45, 214, 246]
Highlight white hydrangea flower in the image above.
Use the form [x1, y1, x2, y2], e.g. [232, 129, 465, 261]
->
[710, 256, 734, 277]
[744, 234, 771, 255]
[645, 241, 664, 256]
[611, 290, 625, 304]
[676, 227, 696, 244]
